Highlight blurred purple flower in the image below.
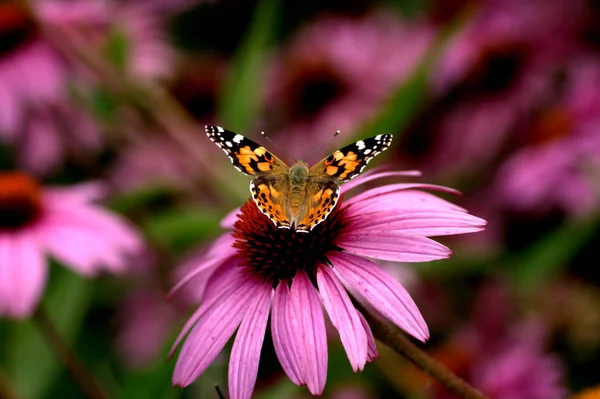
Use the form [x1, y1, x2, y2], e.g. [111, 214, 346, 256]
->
[266, 13, 434, 155]
[426, 282, 566, 399]
[109, 134, 199, 191]
[169, 170, 485, 398]
[413, 0, 584, 177]
[0, 0, 175, 174]
[494, 55, 600, 215]
[116, 285, 177, 368]
[0, 172, 142, 318]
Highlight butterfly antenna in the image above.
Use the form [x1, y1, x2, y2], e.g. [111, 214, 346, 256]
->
[307, 130, 340, 159]
[261, 131, 298, 162]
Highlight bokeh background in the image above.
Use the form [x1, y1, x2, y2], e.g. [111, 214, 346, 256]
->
[1, 0, 599, 398]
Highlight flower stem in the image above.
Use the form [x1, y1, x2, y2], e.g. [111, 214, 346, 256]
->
[358, 305, 489, 399]
[33, 309, 109, 399]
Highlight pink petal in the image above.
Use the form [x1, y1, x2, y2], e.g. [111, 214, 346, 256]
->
[290, 271, 328, 395]
[44, 183, 107, 203]
[330, 252, 429, 342]
[348, 189, 467, 214]
[317, 265, 368, 372]
[167, 234, 236, 298]
[220, 207, 241, 229]
[337, 232, 451, 262]
[0, 79, 20, 135]
[344, 183, 462, 209]
[341, 170, 422, 194]
[172, 276, 263, 387]
[347, 211, 486, 236]
[271, 283, 304, 386]
[357, 311, 379, 361]
[0, 233, 47, 318]
[228, 284, 272, 399]
[170, 259, 243, 357]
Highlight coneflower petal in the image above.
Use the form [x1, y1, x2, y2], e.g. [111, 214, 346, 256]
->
[229, 283, 272, 399]
[172, 276, 262, 386]
[290, 271, 328, 395]
[317, 265, 368, 372]
[272, 283, 304, 386]
[330, 252, 429, 341]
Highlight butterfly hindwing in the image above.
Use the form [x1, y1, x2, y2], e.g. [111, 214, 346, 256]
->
[205, 125, 287, 176]
[250, 175, 291, 229]
[311, 134, 393, 182]
[295, 180, 340, 232]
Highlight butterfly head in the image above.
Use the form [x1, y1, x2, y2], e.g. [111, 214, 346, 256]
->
[289, 161, 309, 187]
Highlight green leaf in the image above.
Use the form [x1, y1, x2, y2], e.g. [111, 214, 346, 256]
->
[509, 213, 600, 291]
[90, 88, 120, 123]
[5, 267, 94, 398]
[143, 207, 223, 252]
[105, 28, 130, 71]
[217, 0, 279, 130]
[107, 184, 177, 215]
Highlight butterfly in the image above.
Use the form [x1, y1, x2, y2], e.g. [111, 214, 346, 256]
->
[206, 125, 392, 232]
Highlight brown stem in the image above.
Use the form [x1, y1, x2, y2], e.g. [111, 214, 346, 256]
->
[358, 304, 489, 399]
[214, 384, 226, 399]
[33, 309, 109, 399]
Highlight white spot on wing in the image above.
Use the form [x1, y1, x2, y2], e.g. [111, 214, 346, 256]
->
[217, 126, 224, 132]
[233, 134, 244, 144]
[375, 134, 382, 140]
[363, 148, 372, 155]
[356, 140, 366, 150]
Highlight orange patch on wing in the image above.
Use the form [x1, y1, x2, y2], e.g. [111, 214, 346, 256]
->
[326, 165, 339, 176]
[236, 154, 259, 165]
[312, 189, 323, 202]
[257, 162, 272, 172]
[240, 146, 255, 155]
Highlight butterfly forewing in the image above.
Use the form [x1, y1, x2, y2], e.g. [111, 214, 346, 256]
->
[205, 125, 288, 176]
[310, 134, 393, 182]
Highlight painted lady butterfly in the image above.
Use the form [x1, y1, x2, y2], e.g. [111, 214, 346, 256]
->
[206, 125, 392, 232]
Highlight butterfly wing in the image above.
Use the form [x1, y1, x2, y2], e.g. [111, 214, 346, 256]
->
[206, 125, 293, 229]
[298, 134, 393, 231]
[294, 180, 340, 232]
[250, 175, 292, 229]
[205, 125, 288, 176]
[310, 134, 393, 182]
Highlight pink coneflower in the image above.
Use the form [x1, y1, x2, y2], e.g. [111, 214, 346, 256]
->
[409, 282, 566, 399]
[493, 55, 600, 216]
[170, 170, 485, 398]
[406, 0, 583, 178]
[0, 172, 142, 318]
[266, 13, 434, 155]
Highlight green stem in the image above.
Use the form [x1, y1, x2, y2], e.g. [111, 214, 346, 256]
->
[358, 304, 489, 399]
[33, 309, 109, 399]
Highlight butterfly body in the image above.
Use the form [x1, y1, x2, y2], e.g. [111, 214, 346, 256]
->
[206, 125, 392, 232]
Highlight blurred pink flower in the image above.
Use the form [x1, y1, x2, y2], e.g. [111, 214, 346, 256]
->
[0, 0, 175, 174]
[0, 172, 142, 318]
[116, 286, 177, 368]
[169, 170, 485, 398]
[266, 13, 434, 156]
[109, 134, 199, 191]
[494, 55, 600, 215]
[429, 282, 566, 399]
[414, 0, 584, 177]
